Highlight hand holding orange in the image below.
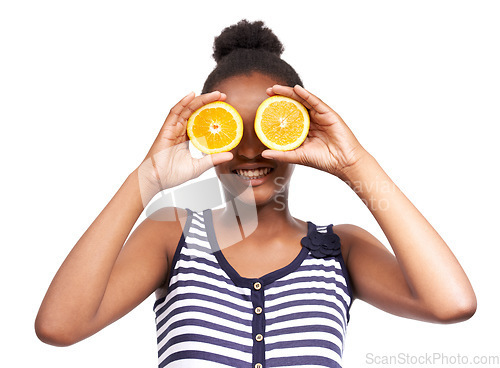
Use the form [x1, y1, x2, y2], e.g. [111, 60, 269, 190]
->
[138, 91, 234, 199]
[262, 84, 368, 179]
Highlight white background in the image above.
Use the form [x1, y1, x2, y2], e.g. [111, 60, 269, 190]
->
[1, 1, 499, 367]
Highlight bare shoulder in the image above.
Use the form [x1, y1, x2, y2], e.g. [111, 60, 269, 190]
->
[129, 207, 184, 250]
[331, 223, 392, 267]
[139, 207, 189, 297]
[144, 206, 188, 235]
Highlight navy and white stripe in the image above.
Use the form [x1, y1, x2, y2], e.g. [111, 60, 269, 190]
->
[154, 209, 352, 368]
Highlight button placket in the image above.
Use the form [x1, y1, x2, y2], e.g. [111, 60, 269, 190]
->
[251, 279, 265, 367]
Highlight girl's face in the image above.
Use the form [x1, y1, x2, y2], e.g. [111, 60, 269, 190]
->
[213, 72, 295, 207]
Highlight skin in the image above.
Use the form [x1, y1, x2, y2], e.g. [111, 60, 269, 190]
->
[210, 74, 308, 278]
[35, 72, 477, 347]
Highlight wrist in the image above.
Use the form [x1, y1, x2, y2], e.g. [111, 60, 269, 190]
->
[340, 151, 386, 191]
[336, 148, 376, 183]
[131, 165, 162, 207]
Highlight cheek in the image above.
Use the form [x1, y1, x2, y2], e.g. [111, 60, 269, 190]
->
[273, 164, 295, 187]
[216, 169, 248, 198]
[215, 160, 232, 176]
[215, 165, 223, 176]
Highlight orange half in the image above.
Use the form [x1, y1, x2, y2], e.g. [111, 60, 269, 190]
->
[187, 101, 243, 154]
[254, 96, 310, 151]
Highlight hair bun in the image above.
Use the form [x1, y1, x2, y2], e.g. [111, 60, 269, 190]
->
[213, 19, 284, 63]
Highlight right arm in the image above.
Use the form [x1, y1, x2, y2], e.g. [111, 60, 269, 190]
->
[35, 170, 179, 346]
[35, 91, 232, 346]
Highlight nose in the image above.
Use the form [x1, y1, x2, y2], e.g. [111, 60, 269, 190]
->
[234, 121, 267, 159]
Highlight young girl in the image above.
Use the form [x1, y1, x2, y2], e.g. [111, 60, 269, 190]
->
[35, 20, 476, 368]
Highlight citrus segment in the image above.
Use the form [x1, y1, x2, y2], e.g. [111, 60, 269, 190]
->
[187, 101, 243, 154]
[254, 96, 310, 151]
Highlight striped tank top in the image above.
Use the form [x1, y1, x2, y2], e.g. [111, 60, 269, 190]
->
[153, 209, 353, 368]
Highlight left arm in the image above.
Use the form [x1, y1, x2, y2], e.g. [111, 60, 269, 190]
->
[263, 84, 476, 323]
[336, 154, 476, 323]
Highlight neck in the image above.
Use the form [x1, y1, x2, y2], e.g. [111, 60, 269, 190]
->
[219, 187, 297, 238]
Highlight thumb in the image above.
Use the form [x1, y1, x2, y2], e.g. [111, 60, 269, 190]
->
[194, 152, 234, 177]
[262, 149, 301, 164]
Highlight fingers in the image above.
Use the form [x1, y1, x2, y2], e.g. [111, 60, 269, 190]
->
[267, 85, 332, 115]
[266, 85, 313, 110]
[165, 90, 226, 127]
[261, 149, 301, 164]
[166, 91, 196, 123]
[292, 85, 331, 115]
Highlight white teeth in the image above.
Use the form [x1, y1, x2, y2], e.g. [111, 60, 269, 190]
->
[235, 167, 272, 180]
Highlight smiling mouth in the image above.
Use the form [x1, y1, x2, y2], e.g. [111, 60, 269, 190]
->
[232, 167, 274, 180]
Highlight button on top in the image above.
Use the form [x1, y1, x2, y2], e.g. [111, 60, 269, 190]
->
[255, 333, 263, 342]
[255, 306, 263, 314]
[253, 282, 262, 290]
[255, 364, 263, 368]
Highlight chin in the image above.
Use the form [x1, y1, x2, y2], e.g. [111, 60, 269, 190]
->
[216, 171, 283, 208]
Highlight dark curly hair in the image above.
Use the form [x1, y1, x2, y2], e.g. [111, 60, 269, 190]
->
[202, 20, 303, 93]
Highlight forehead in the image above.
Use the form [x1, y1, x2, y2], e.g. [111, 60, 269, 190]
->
[213, 73, 281, 116]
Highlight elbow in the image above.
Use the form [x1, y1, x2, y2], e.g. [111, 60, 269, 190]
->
[35, 316, 80, 347]
[431, 294, 477, 324]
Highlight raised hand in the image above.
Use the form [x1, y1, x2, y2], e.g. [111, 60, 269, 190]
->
[262, 85, 369, 181]
[137, 91, 233, 202]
